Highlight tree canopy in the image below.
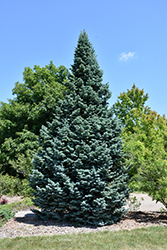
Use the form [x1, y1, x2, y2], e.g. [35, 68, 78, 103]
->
[0, 62, 68, 180]
[114, 84, 167, 209]
[114, 84, 149, 133]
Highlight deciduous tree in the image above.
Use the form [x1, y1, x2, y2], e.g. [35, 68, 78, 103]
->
[114, 85, 167, 209]
[0, 62, 68, 185]
[114, 84, 149, 133]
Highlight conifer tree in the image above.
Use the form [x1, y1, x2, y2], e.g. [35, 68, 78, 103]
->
[29, 30, 129, 226]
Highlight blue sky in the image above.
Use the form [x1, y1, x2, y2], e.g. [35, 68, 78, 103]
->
[0, 0, 167, 116]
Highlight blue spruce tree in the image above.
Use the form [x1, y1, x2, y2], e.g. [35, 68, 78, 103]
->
[29, 30, 129, 226]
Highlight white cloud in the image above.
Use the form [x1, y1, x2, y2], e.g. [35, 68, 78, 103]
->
[119, 52, 136, 61]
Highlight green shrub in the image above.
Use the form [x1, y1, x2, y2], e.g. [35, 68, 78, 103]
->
[6, 197, 34, 212]
[0, 205, 16, 227]
[0, 173, 32, 196]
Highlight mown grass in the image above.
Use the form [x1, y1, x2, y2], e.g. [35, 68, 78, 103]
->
[0, 226, 166, 250]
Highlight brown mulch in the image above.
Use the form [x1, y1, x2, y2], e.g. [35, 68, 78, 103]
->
[0, 196, 167, 239]
[0, 211, 167, 239]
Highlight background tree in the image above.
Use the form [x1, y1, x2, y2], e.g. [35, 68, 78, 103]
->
[29, 30, 129, 226]
[123, 108, 167, 209]
[114, 84, 149, 133]
[114, 84, 150, 177]
[114, 85, 167, 209]
[0, 62, 68, 194]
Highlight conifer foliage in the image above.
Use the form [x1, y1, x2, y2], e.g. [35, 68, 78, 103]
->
[29, 31, 129, 226]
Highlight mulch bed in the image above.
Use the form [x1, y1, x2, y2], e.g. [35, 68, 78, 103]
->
[0, 211, 166, 239]
[0, 195, 167, 239]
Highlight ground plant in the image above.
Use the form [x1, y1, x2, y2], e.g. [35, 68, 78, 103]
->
[0, 203, 15, 227]
[0, 196, 34, 227]
[126, 195, 144, 212]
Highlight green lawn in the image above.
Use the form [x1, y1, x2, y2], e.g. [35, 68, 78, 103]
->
[0, 226, 166, 250]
